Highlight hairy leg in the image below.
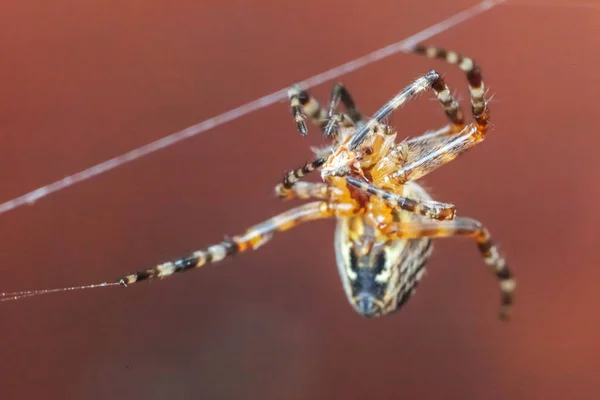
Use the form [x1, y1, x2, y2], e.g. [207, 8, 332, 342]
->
[349, 70, 440, 150]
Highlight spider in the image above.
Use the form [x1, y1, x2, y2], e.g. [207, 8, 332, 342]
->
[118, 43, 515, 320]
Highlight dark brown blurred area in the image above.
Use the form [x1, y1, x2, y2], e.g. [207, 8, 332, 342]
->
[1, 1, 599, 399]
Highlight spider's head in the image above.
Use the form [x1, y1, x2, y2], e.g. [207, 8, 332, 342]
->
[320, 145, 359, 179]
[321, 123, 397, 179]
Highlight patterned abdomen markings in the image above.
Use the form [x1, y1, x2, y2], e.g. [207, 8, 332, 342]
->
[334, 216, 432, 317]
[333, 182, 435, 317]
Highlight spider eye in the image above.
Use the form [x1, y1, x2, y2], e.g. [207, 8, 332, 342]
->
[363, 147, 374, 156]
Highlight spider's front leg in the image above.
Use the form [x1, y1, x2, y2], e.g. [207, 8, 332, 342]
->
[344, 176, 455, 221]
[119, 201, 352, 286]
[413, 44, 489, 133]
[349, 71, 440, 150]
[384, 216, 515, 320]
[287, 83, 362, 138]
[324, 82, 364, 137]
[287, 86, 328, 136]
[274, 158, 327, 199]
[394, 123, 483, 183]
[393, 68, 491, 183]
[399, 73, 468, 149]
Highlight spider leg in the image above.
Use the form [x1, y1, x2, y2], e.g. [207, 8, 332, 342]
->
[399, 76, 466, 149]
[349, 44, 489, 149]
[328, 83, 363, 123]
[395, 45, 490, 149]
[119, 201, 346, 285]
[275, 181, 328, 200]
[412, 44, 489, 132]
[274, 158, 326, 199]
[345, 176, 455, 220]
[383, 216, 515, 320]
[287, 85, 328, 136]
[404, 125, 459, 146]
[324, 114, 357, 139]
[400, 125, 459, 157]
[349, 70, 440, 150]
[324, 82, 365, 137]
[393, 123, 483, 183]
[393, 46, 493, 182]
[431, 75, 465, 132]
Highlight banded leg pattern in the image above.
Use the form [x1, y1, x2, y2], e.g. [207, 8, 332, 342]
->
[288, 85, 328, 135]
[385, 217, 515, 320]
[476, 227, 515, 320]
[118, 202, 336, 286]
[430, 75, 465, 130]
[119, 238, 239, 285]
[345, 176, 456, 220]
[275, 157, 326, 198]
[412, 44, 489, 132]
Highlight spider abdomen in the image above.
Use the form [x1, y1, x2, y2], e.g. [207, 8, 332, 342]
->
[334, 214, 433, 318]
[333, 181, 435, 317]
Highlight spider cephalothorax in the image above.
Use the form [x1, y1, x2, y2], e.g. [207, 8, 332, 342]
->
[117, 44, 515, 320]
[320, 122, 398, 180]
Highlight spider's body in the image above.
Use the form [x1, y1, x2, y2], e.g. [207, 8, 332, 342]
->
[303, 112, 451, 317]
[334, 183, 434, 318]
[118, 44, 515, 320]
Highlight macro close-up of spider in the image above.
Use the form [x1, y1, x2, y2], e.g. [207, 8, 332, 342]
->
[118, 44, 515, 320]
[3, 1, 600, 399]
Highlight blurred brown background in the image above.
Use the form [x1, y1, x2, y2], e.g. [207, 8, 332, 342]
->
[1, 0, 599, 399]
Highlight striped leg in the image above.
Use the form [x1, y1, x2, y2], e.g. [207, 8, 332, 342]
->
[345, 176, 455, 220]
[287, 85, 328, 136]
[275, 181, 328, 200]
[349, 70, 440, 150]
[431, 75, 465, 132]
[412, 44, 489, 133]
[274, 158, 326, 199]
[119, 202, 337, 286]
[384, 217, 515, 320]
[324, 83, 364, 137]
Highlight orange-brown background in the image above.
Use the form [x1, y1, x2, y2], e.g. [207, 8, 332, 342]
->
[1, 1, 599, 399]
